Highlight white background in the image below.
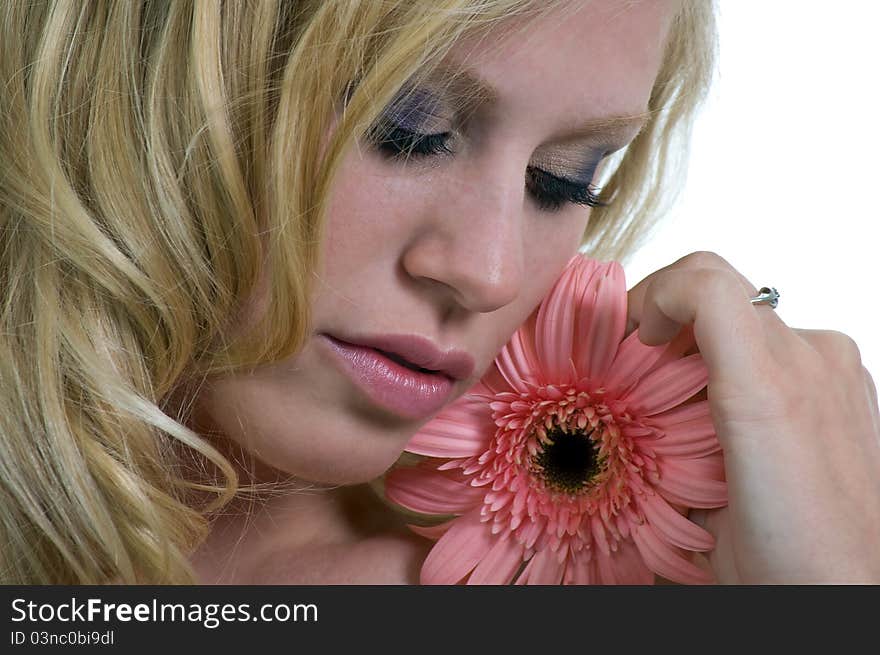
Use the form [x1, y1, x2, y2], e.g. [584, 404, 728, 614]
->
[623, 2, 879, 380]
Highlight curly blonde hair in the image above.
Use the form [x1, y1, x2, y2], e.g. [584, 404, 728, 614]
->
[0, 1, 717, 584]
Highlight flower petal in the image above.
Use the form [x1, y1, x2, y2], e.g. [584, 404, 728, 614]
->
[644, 400, 721, 458]
[563, 555, 597, 584]
[467, 534, 525, 585]
[495, 317, 544, 393]
[622, 353, 708, 416]
[606, 539, 655, 585]
[535, 259, 585, 384]
[420, 508, 495, 584]
[641, 324, 698, 378]
[480, 360, 514, 395]
[576, 261, 628, 382]
[384, 467, 485, 515]
[407, 519, 457, 541]
[631, 524, 712, 585]
[604, 328, 669, 396]
[638, 492, 715, 552]
[655, 454, 728, 508]
[515, 547, 565, 585]
[405, 394, 494, 458]
[596, 551, 620, 584]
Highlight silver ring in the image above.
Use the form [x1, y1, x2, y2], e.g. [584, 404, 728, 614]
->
[749, 286, 780, 309]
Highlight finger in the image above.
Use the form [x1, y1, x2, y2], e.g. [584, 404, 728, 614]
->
[863, 365, 879, 433]
[794, 328, 880, 437]
[792, 328, 863, 372]
[626, 252, 792, 350]
[625, 251, 759, 338]
[636, 265, 770, 381]
[866, 366, 879, 413]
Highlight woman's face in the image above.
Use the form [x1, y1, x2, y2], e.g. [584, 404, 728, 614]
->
[191, 0, 680, 484]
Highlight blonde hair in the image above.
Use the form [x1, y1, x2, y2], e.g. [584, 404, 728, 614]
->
[0, 1, 717, 584]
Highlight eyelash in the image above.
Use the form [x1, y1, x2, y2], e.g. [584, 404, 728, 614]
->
[366, 122, 607, 213]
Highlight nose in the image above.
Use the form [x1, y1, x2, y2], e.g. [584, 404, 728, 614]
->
[400, 158, 526, 314]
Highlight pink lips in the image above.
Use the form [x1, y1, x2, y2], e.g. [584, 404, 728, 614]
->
[321, 334, 459, 420]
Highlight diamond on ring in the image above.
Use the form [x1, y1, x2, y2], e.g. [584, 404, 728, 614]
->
[750, 286, 780, 309]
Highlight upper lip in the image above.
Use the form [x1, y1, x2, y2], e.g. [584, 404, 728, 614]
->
[325, 332, 475, 381]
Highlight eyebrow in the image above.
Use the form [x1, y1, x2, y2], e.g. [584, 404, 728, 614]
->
[422, 63, 652, 145]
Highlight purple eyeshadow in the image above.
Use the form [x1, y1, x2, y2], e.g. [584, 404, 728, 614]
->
[384, 87, 443, 132]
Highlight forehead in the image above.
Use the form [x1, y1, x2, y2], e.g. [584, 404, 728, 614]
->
[437, 0, 679, 130]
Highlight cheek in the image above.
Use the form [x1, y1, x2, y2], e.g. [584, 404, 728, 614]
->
[488, 212, 589, 349]
[525, 211, 590, 292]
[317, 152, 413, 282]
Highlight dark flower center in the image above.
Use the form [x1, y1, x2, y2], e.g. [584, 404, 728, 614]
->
[533, 426, 602, 494]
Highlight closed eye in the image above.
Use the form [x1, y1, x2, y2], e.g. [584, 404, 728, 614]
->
[525, 166, 607, 213]
[365, 121, 608, 213]
[369, 120, 454, 158]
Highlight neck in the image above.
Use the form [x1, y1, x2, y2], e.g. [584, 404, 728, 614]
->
[178, 414, 408, 583]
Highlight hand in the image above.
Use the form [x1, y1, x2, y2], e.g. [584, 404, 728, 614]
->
[625, 251, 880, 583]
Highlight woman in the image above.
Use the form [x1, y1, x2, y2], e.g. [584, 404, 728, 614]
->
[1, 1, 877, 585]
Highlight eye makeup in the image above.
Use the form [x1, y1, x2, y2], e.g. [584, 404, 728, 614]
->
[364, 80, 616, 212]
[381, 86, 448, 133]
[525, 166, 607, 212]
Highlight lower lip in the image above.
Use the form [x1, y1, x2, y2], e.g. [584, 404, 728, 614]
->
[320, 334, 456, 420]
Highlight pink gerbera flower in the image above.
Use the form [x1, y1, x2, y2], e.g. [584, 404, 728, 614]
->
[384, 254, 727, 585]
